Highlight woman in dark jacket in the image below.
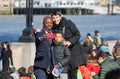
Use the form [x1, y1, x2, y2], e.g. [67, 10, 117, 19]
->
[2, 42, 13, 72]
[51, 10, 87, 79]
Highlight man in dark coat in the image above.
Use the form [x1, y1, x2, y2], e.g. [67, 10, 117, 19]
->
[51, 10, 87, 79]
[34, 16, 54, 79]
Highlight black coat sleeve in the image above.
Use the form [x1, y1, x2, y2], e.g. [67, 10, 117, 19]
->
[66, 20, 80, 45]
[35, 31, 45, 42]
[9, 50, 13, 65]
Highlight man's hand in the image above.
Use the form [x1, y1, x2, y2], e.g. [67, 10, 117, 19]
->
[43, 34, 50, 39]
[34, 28, 41, 33]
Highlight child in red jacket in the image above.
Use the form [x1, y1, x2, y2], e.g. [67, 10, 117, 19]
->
[87, 49, 100, 75]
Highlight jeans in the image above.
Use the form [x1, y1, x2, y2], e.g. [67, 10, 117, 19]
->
[34, 68, 47, 79]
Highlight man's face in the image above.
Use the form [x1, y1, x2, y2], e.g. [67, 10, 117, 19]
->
[44, 18, 53, 31]
[55, 33, 64, 43]
[52, 15, 62, 25]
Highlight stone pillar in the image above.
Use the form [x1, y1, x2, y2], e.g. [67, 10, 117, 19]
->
[10, 42, 35, 69]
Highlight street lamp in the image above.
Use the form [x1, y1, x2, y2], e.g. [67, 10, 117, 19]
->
[19, 0, 35, 42]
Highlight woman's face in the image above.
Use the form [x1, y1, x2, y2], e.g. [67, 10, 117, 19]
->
[52, 15, 62, 25]
[3, 43, 7, 49]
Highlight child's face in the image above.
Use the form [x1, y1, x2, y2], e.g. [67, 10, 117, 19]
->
[44, 18, 53, 31]
[55, 33, 64, 43]
[97, 57, 103, 64]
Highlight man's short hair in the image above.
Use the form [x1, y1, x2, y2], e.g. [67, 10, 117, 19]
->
[96, 51, 107, 59]
[43, 16, 52, 23]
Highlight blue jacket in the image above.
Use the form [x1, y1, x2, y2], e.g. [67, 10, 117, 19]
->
[34, 29, 52, 69]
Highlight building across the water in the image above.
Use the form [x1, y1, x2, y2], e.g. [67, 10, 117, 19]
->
[0, 0, 120, 15]
[0, 0, 14, 14]
[13, 0, 95, 15]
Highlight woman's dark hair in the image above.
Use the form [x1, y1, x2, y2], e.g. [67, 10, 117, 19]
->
[51, 10, 62, 16]
[3, 42, 11, 51]
[105, 68, 120, 79]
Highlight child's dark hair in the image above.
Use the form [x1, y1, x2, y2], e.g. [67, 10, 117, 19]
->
[56, 31, 64, 38]
[17, 67, 26, 77]
[96, 51, 107, 59]
[51, 9, 62, 16]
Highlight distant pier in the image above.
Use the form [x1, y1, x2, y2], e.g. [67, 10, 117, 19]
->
[13, 7, 93, 15]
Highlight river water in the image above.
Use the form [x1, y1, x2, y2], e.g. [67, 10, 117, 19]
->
[0, 15, 120, 42]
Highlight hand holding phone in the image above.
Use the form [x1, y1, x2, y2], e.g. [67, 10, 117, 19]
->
[48, 34, 56, 39]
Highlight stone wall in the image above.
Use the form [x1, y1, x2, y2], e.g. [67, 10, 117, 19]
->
[10, 42, 35, 69]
